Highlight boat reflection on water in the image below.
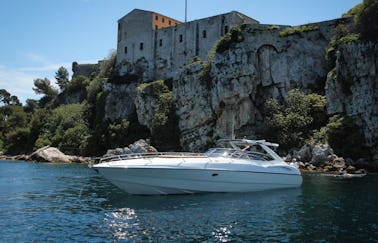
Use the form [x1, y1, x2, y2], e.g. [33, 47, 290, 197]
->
[103, 188, 302, 242]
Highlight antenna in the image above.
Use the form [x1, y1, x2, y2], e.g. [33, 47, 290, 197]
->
[185, 0, 187, 22]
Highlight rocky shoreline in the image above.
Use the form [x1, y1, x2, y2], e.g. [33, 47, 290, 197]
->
[0, 146, 93, 164]
[1, 140, 376, 173]
[286, 144, 374, 173]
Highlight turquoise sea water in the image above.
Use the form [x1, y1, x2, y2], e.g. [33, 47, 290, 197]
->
[0, 160, 377, 242]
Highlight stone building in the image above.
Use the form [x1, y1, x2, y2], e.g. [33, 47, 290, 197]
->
[72, 61, 99, 78]
[116, 9, 259, 80]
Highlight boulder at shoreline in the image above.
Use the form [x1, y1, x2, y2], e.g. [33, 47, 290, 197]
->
[28, 146, 92, 163]
[103, 139, 158, 157]
[289, 143, 375, 173]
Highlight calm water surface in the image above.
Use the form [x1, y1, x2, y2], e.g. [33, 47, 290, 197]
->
[0, 160, 377, 242]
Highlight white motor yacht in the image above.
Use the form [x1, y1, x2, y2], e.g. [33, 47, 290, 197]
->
[90, 139, 302, 195]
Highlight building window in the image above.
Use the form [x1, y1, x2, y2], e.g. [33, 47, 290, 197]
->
[179, 34, 183, 42]
[224, 25, 229, 34]
[159, 39, 162, 46]
[118, 22, 122, 42]
[203, 30, 207, 38]
[124, 46, 127, 54]
[155, 15, 158, 20]
[169, 20, 171, 25]
[162, 17, 165, 23]
[140, 42, 144, 50]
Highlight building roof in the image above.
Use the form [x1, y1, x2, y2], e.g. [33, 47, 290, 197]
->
[118, 9, 258, 25]
[118, 8, 182, 24]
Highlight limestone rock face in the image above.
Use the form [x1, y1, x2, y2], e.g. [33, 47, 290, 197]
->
[54, 89, 87, 107]
[172, 23, 335, 151]
[102, 19, 376, 160]
[326, 42, 378, 161]
[134, 80, 171, 132]
[103, 82, 138, 120]
[173, 62, 215, 151]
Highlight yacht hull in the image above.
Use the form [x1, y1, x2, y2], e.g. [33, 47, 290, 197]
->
[93, 166, 302, 195]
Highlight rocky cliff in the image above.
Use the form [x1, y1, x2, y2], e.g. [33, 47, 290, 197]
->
[326, 42, 378, 161]
[172, 21, 337, 151]
[102, 18, 377, 160]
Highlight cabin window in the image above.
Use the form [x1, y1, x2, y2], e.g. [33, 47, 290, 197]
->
[203, 30, 207, 38]
[159, 39, 162, 46]
[139, 42, 144, 50]
[124, 46, 127, 54]
[179, 34, 183, 42]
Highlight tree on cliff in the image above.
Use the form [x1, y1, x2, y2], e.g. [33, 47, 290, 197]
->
[55, 66, 70, 91]
[33, 78, 58, 108]
[0, 89, 21, 106]
[355, 0, 378, 41]
[263, 90, 327, 152]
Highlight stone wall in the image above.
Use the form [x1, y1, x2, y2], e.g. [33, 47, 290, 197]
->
[116, 9, 258, 81]
[72, 62, 98, 78]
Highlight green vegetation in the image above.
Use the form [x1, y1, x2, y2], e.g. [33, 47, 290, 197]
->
[35, 103, 89, 155]
[355, 0, 378, 42]
[326, 115, 370, 160]
[215, 26, 244, 53]
[266, 25, 280, 30]
[32, 78, 58, 108]
[326, 0, 377, 96]
[279, 24, 319, 37]
[261, 89, 371, 160]
[66, 75, 90, 92]
[0, 2, 374, 162]
[261, 89, 327, 152]
[55, 66, 70, 91]
[0, 89, 20, 106]
[0, 51, 154, 156]
[137, 80, 180, 150]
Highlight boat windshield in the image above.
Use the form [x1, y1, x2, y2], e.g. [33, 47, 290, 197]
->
[205, 148, 274, 161]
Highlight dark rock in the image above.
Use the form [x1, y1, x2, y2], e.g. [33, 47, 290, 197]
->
[311, 144, 334, 165]
[332, 157, 346, 169]
[295, 145, 312, 162]
[103, 139, 158, 157]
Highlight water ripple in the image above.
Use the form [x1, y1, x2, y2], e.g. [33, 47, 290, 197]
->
[1, 161, 377, 242]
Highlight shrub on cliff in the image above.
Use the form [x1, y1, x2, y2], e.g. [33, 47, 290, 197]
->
[326, 0, 377, 71]
[137, 80, 180, 150]
[326, 115, 370, 160]
[279, 24, 319, 37]
[355, 0, 378, 42]
[66, 75, 90, 92]
[215, 26, 244, 53]
[262, 89, 327, 152]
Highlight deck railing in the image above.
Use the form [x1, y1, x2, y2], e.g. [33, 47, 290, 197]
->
[99, 152, 206, 163]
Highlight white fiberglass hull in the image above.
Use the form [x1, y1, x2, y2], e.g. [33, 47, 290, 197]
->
[92, 164, 302, 195]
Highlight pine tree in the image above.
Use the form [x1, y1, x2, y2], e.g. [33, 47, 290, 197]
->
[55, 66, 70, 91]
